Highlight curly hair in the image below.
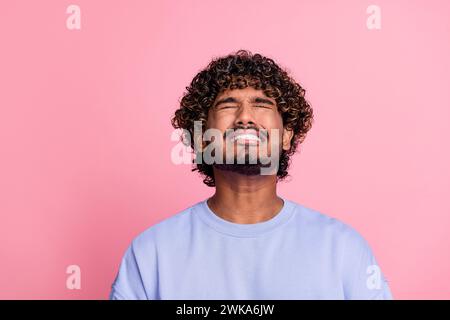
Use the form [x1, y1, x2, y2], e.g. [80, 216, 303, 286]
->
[171, 49, 314, 187]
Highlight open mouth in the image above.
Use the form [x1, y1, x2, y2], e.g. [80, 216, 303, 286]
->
[227, 129, 266, 146]
[231, 133, 261, 145]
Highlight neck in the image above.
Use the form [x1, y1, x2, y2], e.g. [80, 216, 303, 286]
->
[207, 168, 283, 224]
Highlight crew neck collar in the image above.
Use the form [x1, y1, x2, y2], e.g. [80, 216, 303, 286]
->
[194, 196, 295, 238]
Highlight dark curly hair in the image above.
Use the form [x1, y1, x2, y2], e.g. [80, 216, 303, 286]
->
[171, 49, 314, 187]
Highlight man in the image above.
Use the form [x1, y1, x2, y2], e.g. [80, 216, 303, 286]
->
[109, 50, 393, 300]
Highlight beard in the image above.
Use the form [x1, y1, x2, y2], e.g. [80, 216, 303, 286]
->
[212, 145, 280, 176]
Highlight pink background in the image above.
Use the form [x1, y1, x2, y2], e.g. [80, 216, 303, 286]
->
[1, 0, 449, 299]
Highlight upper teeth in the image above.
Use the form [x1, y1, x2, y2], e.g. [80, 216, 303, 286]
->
[232, 134, 261, 141]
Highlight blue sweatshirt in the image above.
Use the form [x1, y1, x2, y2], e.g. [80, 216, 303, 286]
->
[109, 196, 393, 299]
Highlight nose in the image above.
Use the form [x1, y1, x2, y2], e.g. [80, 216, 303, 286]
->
[233, 105, 257, 128]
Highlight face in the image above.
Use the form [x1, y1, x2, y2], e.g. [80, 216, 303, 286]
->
[202, 86, 294, 176]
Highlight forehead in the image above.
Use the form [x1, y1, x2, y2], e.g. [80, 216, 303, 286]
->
[215, 87, 275, 102]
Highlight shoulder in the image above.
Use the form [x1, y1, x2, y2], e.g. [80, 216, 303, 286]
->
[129, 201, 202, 252]
[288, 199, 371, 252]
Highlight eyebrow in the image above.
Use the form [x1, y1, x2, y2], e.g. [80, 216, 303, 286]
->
[214, 96, 275, 108]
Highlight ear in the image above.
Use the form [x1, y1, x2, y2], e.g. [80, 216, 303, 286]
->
[282, 127, 294, 151]
[193, 118, 210, 152]
[193, 130, 206, 152]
